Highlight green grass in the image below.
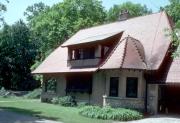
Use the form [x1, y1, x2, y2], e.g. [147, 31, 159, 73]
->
[0, 97, 112, 123]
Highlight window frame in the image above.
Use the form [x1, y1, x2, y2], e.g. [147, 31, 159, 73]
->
[109, 77, 119, 97]
[126, 77, 138, 98]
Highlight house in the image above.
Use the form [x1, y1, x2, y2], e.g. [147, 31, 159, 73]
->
[33, 11, 180, 114]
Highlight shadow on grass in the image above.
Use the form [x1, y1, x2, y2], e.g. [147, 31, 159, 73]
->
[0, 107, 59, 121]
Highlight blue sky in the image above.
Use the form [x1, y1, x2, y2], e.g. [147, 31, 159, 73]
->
[4, 0, 169, 25]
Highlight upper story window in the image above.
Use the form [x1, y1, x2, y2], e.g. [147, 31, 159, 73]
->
[126, 77, 138, 98]
[71, 48, 95, 60]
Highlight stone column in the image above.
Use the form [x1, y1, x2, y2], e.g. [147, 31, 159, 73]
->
[147, 84, 158, 114]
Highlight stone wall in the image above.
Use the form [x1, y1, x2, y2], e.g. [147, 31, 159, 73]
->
[41, 73, 66, 102]
[103, 69, 145, 99]
[147, 84, 158, 114]
[41, 69, 146, 111]
[104, 96, 144, 111]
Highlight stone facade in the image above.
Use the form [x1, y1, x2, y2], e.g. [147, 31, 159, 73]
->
[104, 96, 144, 111]
[147, 84, 159, 114]
[41, 69, 154, 112]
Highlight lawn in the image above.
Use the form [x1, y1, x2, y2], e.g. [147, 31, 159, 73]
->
[0, 97, 112, 123]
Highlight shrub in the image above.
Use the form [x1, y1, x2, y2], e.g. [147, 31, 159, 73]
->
[51, 96, 76, 107]
[24, 88, 42, 99]
[0, 87, 16, 98]
[77, 102, 89, 108]
[51, 97, 59, 104]
[79, 106, 143, 121]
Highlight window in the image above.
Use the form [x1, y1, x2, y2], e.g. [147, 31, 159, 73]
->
[66, 74, 92, 94]
[109, 77, 119, 97]
[83, 48, 95, 59]
[45, 78, 57, 93]
[126, 77, 138, 98]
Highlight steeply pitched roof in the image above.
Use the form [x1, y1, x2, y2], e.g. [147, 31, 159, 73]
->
[100, 36, 146, 70]
[63, 11, 172, 70]
[33, 11, 172, 74]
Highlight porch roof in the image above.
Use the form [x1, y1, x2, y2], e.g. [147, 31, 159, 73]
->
[32, 47, 98, 74]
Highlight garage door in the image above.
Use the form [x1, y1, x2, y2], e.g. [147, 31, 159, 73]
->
[158, 84, 180, 114]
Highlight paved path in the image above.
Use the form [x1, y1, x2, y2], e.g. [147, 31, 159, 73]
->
[0, 109, 62, 123]
[115, 115, 180, 123]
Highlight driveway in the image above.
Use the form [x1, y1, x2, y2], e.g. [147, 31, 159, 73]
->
[116, 115, 180, 123]
[0, 109, 62, 123]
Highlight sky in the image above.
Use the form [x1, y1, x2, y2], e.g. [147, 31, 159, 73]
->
[3, 0, 169, 25]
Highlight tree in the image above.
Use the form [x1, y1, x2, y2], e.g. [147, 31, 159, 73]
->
[25, 0, 106, 60]
[0, 20, 39, 90]
[164, 0, 180, 56]
[106, 1, 152, 22]
[24, 2, 49, 22]
[0, 0, 8, 25]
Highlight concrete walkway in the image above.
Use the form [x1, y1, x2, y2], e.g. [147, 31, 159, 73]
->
[0, 109, 62, 123]
[116, 115, 180, 123]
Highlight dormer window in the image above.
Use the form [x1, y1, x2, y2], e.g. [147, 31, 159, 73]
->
[71, 48, 95, 60]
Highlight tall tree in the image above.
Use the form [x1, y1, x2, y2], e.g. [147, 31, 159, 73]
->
[0, 0, 8, 26]
[0, 21, 38, 90]
[164, 0, 180, 56]
[25, 0, 106, 60]
[106, 1, 152, 22]
[24, 2, 49, 22]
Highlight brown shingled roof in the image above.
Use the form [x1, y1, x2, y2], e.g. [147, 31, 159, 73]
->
[32, 46, 97, 74]
[33, 11, 172, 74]
[100, 36, 146, 70]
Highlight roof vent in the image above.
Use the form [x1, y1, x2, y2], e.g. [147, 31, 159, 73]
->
[118, 10, 129, 21]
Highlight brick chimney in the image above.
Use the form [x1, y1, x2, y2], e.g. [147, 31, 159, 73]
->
[118, 10, 129, 21]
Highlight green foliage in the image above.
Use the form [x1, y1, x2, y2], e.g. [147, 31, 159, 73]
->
[24, 88, 42, 99]
[106, 1, 152, 22]
[24, 2, 49, 22]
[0, 0, 8, 25]
[51, 96, 76, 107]
[77, 102, 89, 108]
[0, 98, 111, 123]
[25, 0, 106, 60]
[79, 106, 143, 121]
[46, 78, 57, 93]
[0, 20, 39, 90]
[164, 0, 180, 57]
[165, 0, 180, 24]
[0, 87, 16, 98]
[51, 97, 59, 104]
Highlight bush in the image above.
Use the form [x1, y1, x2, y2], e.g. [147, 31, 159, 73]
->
[77, 102, 89, 108]
[0, 87, 16, 98]
[79, 106, 143, 121]
[51, 96, 76, 107]
[24, 88, 42, 99]
[51, 97, 59, 104]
